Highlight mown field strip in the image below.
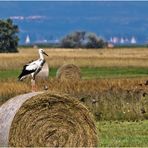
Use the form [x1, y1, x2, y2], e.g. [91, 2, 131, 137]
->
[0, 67, 148, 80]
[97, 120, 148, 147]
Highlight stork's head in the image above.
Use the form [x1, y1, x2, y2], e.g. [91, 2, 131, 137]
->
[39, 48, 48, 56]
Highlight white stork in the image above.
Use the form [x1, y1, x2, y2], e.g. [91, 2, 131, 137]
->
[18, 48, 48, 91]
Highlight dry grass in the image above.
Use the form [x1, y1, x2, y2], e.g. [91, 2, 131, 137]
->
[0, 79, 30, 106]
[0, 78, 148, 121]
[1, 47, 148, 70]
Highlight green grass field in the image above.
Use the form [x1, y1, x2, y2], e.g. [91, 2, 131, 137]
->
[98, 120, 148, 147]
[82, 67, 148, 79]
[0, 66, 148, 80]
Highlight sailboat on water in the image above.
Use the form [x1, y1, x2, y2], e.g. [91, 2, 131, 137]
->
[131, 36, 136, 44]
[25, 35, 31, 44]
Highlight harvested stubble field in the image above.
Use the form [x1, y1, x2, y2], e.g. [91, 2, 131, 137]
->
[0, 47, 148, 70]
[0, 78, 148, 120]
[0, 47, 148, 146]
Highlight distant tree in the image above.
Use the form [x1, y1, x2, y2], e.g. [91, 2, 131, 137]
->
[84, 32, 106, 48]
[0, 18, 19, 53]
[60, 31, 106, 48]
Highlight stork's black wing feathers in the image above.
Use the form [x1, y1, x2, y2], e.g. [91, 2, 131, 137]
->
[18, 64, 36, 80]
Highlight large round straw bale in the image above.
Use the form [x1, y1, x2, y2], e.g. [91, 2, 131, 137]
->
[56, 64, 81, 81]
[0, 92, 43, 146]
[36, 62, 49, 79]
[0, 91, 97, 147]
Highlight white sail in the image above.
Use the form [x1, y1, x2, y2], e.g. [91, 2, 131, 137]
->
[25, 35, 30, 44]
[131, 36, 136, 44]
[120, 37, 124, 44]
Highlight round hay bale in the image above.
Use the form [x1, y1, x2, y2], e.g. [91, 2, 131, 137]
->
[0, 92, 43, 147]
[0, 92, 97, 147]
[56, 64, 81, 81]
[36, 62, 49, 79]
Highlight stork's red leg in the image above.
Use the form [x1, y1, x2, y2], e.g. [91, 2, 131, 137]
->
[31, 79, 36, 92]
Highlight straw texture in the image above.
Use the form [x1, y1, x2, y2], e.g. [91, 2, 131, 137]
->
[0, 91, 97, 147]
[56, 64, 81, 81]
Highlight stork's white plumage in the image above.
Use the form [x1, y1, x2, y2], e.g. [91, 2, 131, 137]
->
[18, 48, 48, 91]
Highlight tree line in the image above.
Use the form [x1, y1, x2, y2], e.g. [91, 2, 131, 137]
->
[0, 18, 106, 53]
[60, 31, 107, 48]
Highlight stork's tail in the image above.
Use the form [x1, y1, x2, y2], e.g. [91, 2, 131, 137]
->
[18, 76, 22, 81]
[18, 74, 24, 81]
